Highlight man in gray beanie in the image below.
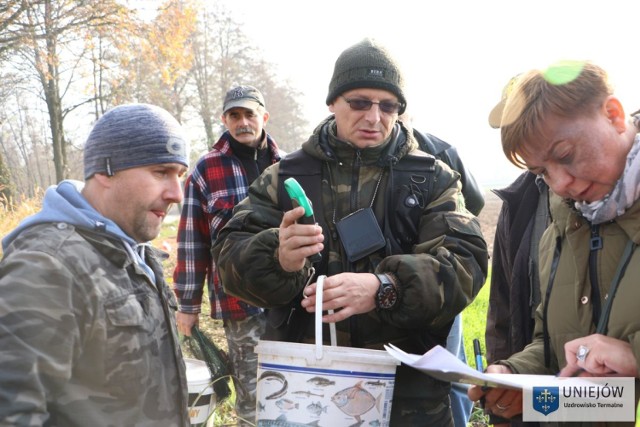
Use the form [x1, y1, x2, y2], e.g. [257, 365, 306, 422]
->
[0, 103, 191, 426]
[212, 39, 487, 427]
[84, 103, 189, 179]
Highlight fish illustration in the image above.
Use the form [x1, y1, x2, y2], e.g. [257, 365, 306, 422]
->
[369, 420, 381, 426]
[331, 381, 381, 423]
[259, 370, 289, 400]
[292, 390, 324, 398]
[258, 401, 266, 412]
[257, 414, 321, 426]
[306, 376, 335, 387]
[276, 398, 299, 411]
[306, 401, 328, 417]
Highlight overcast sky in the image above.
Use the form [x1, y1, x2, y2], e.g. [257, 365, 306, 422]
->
[216, 0, 640, 188]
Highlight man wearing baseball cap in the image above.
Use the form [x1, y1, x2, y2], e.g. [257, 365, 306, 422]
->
[174, 85, 282, 425]
[0, 103, 191, 425]
[213, 39, 487, 426]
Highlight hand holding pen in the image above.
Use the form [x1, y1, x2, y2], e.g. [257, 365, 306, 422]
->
[468, 338, 522, 420]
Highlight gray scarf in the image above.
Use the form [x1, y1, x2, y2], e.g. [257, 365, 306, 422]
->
[575, 124, 640, 224]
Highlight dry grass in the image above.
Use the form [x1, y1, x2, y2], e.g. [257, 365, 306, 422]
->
[0, 191, 44, 258]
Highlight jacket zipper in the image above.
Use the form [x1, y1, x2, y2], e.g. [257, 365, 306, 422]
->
[350, 150, 362, 211]
[349, 149, 362, 348]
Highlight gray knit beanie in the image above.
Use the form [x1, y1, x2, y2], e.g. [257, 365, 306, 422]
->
[84, 103, 189, 179]
[326, 38, 406, 114]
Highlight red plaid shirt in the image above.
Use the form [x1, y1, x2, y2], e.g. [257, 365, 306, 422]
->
[173, 132, 281, 319]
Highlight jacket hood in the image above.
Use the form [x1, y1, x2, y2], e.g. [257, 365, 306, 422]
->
[300, 115, 418, 165]
[2, 180, 136, 251]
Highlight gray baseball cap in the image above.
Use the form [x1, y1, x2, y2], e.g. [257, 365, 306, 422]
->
[222, 85, 265, 114]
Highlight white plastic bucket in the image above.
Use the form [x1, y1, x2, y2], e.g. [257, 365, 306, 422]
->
[255, 275, 400, 426]
[184, 357, 216, 426]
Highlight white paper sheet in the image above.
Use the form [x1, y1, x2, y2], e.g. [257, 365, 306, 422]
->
[384, 344, 593, 390]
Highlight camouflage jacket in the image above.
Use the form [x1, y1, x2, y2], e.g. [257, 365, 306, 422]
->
[213, 116, 488, 350]
[0, 223, 189, 426]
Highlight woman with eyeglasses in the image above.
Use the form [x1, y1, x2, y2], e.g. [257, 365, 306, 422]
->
[468, 60, 640, 426]
[212, 38, 488, 426]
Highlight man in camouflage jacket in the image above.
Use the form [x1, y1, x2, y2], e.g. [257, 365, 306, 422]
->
[212, 39, 487, 425]
[0, 104, 190, 426]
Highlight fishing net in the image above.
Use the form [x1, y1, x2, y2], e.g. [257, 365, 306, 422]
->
[183, 326, 232, 402]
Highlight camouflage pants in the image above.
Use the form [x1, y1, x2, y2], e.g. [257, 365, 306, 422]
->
[223, 312, 266, 426]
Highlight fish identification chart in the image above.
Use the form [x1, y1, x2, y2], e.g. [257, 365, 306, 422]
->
[255, 361, 396, 426]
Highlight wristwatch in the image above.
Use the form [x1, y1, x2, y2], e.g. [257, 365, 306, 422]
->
[375, 273, 398, 310]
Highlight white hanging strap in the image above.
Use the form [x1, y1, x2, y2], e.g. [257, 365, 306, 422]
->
[314, 275, 338, 359]
[328, 311, 337, 347]
[315, 275, 324, 359]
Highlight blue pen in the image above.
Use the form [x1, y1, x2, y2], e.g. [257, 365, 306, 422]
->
[473, 338, 484, 372]
[473, 338, 490, 411]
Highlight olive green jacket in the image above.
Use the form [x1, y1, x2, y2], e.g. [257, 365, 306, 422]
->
[502, 193, 640, 427]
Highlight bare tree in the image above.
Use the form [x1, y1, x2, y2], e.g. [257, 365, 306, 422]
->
[193, 5, 257, 146]
[0, 0, 310, 195]
[110, 0, 197, 123]
[3, 0, 132, 183]
[84, 9, 140, 118]
[0, 0, 30, 60]
[248, 60, 309, 152]
[189, 3, 308, 151]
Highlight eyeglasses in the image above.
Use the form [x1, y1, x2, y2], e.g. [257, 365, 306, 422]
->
[341, 96, 404, 114]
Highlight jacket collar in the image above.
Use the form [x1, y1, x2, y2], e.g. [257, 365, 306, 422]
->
[552, 194, 640, 244]
[302, 115, 417, 166]
[214, 130, 281, 164]
[76, 227, 168, 271]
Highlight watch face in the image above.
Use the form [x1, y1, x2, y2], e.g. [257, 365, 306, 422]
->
[378, 285, 398, 309]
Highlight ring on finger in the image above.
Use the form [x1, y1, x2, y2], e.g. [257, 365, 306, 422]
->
[496, 402, 510, 411]
[576, 345, 590, 362]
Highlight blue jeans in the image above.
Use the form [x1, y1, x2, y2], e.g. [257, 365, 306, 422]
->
[446, 314, 473, 427]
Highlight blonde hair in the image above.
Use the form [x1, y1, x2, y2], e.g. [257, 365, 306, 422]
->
[500, 60, 613, 168]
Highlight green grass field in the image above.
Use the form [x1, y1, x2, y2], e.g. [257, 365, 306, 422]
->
[462, 270, 490, 371]
[462, 272, 491, 426]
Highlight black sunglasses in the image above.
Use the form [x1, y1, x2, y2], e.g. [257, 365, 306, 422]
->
[341, 96, 404, 114]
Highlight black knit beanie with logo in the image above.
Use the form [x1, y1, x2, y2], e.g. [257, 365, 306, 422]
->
[326, 38, 406, 114]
